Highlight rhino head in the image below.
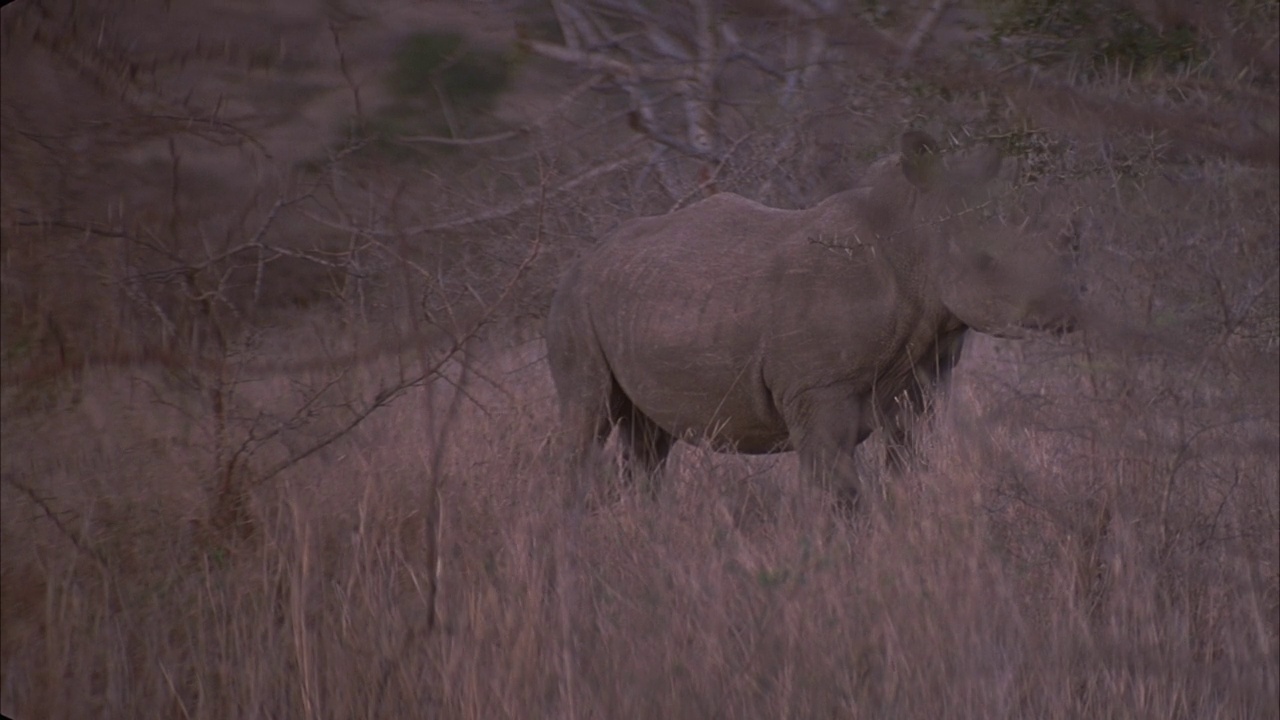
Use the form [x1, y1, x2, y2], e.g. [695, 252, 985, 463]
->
[545, 129, 1082, 511]
[878, 130, 1081, 338]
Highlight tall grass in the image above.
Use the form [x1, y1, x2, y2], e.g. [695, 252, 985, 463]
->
[2, 308, 1275, 718]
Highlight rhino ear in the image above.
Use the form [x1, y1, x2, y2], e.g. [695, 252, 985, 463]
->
[900, 130, 940, 188]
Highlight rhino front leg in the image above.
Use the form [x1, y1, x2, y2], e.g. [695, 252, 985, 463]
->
[785, 389, 873, 513]
[883, 382, 929, 474]
[884, 333, 965, 473]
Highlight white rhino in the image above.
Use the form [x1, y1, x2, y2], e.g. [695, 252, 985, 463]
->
[545, 131, 1079, 508]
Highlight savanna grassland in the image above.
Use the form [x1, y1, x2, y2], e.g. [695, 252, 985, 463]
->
[1, 1, 1277, 718]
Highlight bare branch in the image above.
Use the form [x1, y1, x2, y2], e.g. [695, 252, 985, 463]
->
[520, 37, 692, 81]
[304, 139, 648, 236]
[252, 205, 544, 491]
[897, 0, 956, 70]
[685, 0, 719, 157]
[627, 110, 717, 161]
[3, 474, 109, 571]
[397, 129, 527, 146]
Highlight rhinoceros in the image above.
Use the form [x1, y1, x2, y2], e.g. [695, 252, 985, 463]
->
[545, 130, 1079, 507]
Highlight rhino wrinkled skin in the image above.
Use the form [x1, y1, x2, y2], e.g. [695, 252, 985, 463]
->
[545, 131, 1079, 508]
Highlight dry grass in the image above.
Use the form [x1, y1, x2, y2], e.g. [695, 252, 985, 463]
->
[2, 299, 1276, 718]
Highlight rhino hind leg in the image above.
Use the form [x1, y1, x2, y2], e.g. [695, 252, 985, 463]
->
[557, 392, 612, 482]
[548, 338, 615, 481]
[610, 385, 675, 497]
[551, 357, 672, 498]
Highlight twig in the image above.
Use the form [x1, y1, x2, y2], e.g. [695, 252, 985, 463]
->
[521, 34, 699, 82]
[304, 139, 647, 235]
[897, 0, 955, 70]
[397, 129, 526, 146]
[329, 21, 363, 120]
[2, 474, 109, 570]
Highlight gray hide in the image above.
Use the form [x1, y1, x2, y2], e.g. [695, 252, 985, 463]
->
[545, 131, 1079, 508]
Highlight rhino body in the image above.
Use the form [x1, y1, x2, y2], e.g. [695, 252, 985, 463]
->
[545, 131, 1077, 505]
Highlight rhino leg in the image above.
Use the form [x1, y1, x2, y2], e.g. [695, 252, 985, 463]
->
[557, 390, 613, 482]
[884, 333, 966, 472]
[547, 327, 615, 484]
[883, 382, 930, 473]
[785, 389, 872, 513]
[548, 338, 672, 496]
[612, 395, 674, 497]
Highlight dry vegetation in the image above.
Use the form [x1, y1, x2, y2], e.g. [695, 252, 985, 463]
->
[1, 0, 1277, 718]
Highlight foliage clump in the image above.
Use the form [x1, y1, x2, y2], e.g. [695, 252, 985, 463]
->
[989, 0, 1201, 75]
[343, 32, 516, 162]
[389, 32, 512, 105]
